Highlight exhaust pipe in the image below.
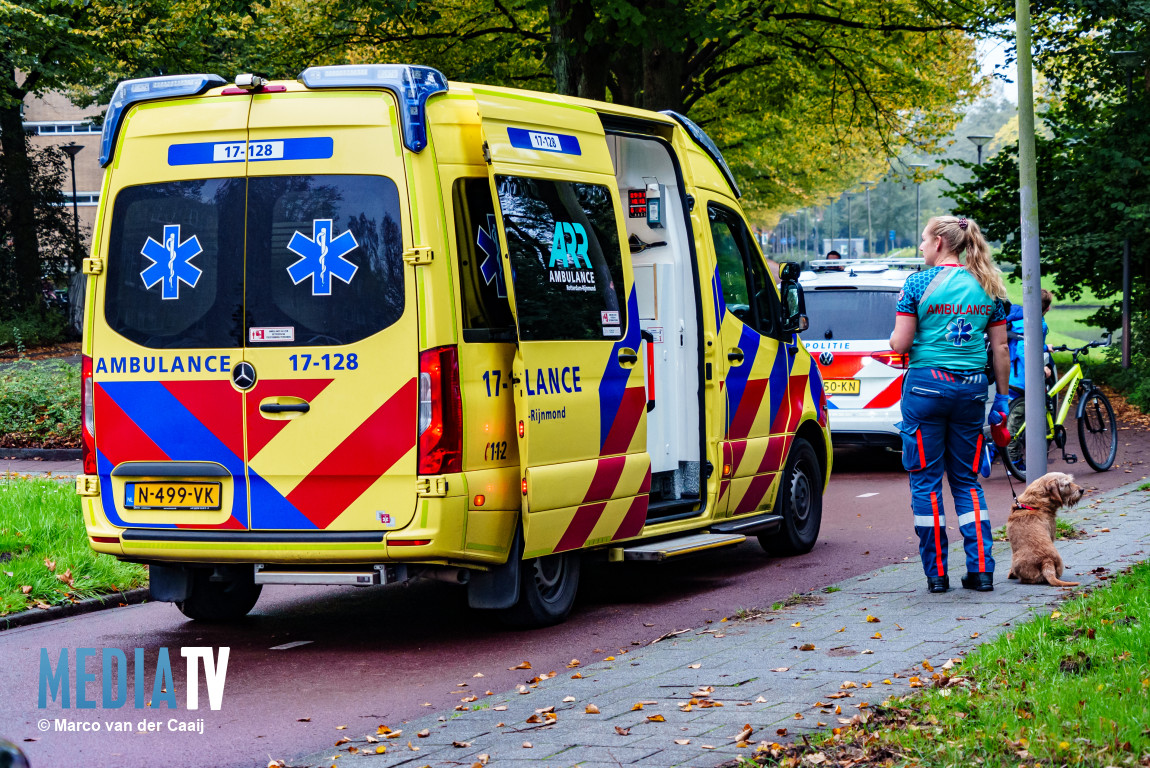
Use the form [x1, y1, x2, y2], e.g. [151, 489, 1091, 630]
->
[415, 567, 471, 585]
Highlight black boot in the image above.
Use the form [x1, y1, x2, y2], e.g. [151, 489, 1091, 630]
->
[961, 572, 994, 591]
[926, 576, 949, 593]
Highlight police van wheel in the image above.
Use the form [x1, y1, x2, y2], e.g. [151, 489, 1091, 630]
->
[759, 437, 822, 556]
[501, 552, 581, 628]
[176, 568, 262, 623]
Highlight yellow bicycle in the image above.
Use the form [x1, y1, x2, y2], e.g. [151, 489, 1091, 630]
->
[1001, 339, 1117, 482]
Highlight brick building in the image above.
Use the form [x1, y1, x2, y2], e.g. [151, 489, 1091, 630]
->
[23, 90, 104, 239]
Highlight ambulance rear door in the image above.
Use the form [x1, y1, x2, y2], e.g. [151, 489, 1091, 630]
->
[474, 89, 651, 557]
[241, 89, 419, 532]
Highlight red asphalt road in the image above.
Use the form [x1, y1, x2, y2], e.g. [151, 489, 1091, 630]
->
[2, 430, 1146, 768]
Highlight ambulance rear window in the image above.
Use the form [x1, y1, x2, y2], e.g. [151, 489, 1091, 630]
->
[453, 178, 515, 342]
[804, 289, 899, 341]
[245, 175, 405, 346]
[105, 179, 245, 349]
[494, 176, 626, 341]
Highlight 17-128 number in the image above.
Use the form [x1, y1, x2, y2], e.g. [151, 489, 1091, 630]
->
[289, 353, 358, 371]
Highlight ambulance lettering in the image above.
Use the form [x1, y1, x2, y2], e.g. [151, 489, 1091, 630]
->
[140, 224, 203, 300]
[94, 355, 231, 375]
[547, 221, 596, 293]
[286, 219, 359, 296]
[524, 366, 582, 395]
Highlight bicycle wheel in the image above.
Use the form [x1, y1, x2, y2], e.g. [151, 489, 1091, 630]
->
[1078, 387, 1117, 471]
[1001, 396, 1028, 482]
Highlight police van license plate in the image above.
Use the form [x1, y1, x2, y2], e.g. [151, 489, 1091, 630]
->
[823, 379, 861, 395]
[125, 482, 221, 510]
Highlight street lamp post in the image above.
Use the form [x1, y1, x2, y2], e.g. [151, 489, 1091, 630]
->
[846, 192, 853, 255]
[967, 135, 994, 199]
[908, 163, 928, 242]
[1113, 50, 1143, 369]
[60, 142, 83, 271]
[862, 181, 876, 256]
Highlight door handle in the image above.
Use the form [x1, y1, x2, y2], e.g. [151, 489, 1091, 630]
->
[728, 348, 745, 364]
[617, 348, 638, 366]
[260, 402, 310, 414]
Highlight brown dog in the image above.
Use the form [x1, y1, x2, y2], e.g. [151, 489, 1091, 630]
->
[1006, 472, 1083, 587]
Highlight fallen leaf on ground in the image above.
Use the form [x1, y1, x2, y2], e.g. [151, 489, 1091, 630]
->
[777, 728, 788, 736]
[771, 667, 790, 672]
[375, 746, 386, 754]
[452, 741, 471, 748]
[525, 714, 543, 724]
[417, 729, 429, 738]
[563, 696, 576, 702]
[646, 714, 665, 722]
[605, 656, 615, 660]
[866, 615, 880, 623]
[473, 672, 484, 677]
[615, 726, 631, 736]
[687, 663, 701, 669]
[872, 632, 882, 639]
[571, 673, 583, 679]
[509, 661, 532, 670]
[734, 725, 753, 742]
[756, 696, 768, 703]
[407, 741, 418, 751]
[840, 681, 857, 689]
[799, 643, 816, 651]
[297, 718, 311, 722]
[493, 706, 507, 711]
[793, 713, 804, 719]
[674, 738, 690, 745]
[585, 704, 600, 714]
[566, 659, 580, 668]
[336, 725, 348, 730]
[792, 621, 802, 627]
[922, 660, 934, 672]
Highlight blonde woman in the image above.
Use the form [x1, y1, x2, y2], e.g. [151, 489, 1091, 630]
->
[889, 216, 1011, 593]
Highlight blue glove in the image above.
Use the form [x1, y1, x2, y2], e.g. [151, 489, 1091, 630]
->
[987, 393, 1011, 426]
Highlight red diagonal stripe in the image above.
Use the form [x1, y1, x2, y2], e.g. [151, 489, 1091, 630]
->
[286, 378, 417, 529]
[864, 375, 905, 410]
[601, 387, 646, 456]
[785, 374, 807, 433]
[611, 495, 649, 541]
[554, 502, 608, 553]
[176, 515, 246, 530]
[246, 378, 335, 458]
[735, 472, 776, 514]
[163, 380, 244, 462]
[758, 434, 792, 474]
[729, 439, 748, 476]
[729, 378, 768, 439]
[584, 456, 627, 503]
[94, 384, 168, 466]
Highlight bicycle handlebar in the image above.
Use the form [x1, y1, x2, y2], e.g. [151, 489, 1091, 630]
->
[1050, 339, 1109, 354]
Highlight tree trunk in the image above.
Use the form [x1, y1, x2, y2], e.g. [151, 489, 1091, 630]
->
[641, 39, 686, 113]
[0, 70, 41, 312]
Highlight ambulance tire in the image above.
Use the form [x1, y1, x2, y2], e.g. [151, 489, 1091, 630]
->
[501, 552, 581, 628]
[176, 567, 262, 623]
[759, 437, 822, 556]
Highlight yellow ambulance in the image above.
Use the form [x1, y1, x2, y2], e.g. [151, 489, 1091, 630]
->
[77, 65, 831, 626]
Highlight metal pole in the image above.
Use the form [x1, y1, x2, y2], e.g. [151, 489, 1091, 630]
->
[69, 154, 80, 267]
[915, 181, 921, 238]
[847, 193, 853, 254]
[1017, 0, 1048, 480]
[1122, 67, 1133, 369]
[866, 185, 873, 256]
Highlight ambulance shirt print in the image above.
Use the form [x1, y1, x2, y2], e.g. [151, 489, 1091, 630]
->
[895, 266, 1007, 371]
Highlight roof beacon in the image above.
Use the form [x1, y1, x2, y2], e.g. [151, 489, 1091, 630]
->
[297, 64, 448, 153]
[99, 74, 227, 167]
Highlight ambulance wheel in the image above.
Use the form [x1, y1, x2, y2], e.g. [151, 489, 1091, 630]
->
[176, 568, 262, 623]
[501, 552, 581, 628]
[759, 437, 822, 556]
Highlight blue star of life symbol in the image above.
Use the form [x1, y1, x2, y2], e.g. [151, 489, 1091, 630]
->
[286, 219, 359, 296]
[946, 318, 973, 346]
[476, 214, 506, 298]
[140, 224, 203, 300]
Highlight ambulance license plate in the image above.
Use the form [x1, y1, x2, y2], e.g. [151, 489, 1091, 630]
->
[125, 482, 221, 510]
[823, 379, 861, 395]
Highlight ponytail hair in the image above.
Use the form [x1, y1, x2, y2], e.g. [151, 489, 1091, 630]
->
[926, 215, 1006, 300]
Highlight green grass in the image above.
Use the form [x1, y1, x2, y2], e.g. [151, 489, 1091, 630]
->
[0, 359, 80, 448]
[1001, 273, 1115, 308]
[0, 477, 146, 615]
[748, 561, 1150, 767]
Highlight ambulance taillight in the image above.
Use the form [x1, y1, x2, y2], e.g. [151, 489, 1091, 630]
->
[418, 346, 463, 474]
[81, 355, 96, 474]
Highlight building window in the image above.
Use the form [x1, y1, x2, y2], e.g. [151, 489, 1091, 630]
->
[56, 192, 101, 207]
[24, 121, 101, 135]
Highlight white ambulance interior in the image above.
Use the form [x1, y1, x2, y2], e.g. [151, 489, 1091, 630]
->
[607, 133, 703, 520]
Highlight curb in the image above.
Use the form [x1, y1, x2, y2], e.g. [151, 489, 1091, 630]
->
[1, 448, 81, 461]
[0, 587, 150, 631]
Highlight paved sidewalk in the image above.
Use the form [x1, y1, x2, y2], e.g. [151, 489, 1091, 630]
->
[290, 481, 1150, 768]
[1, 458, 81, 477]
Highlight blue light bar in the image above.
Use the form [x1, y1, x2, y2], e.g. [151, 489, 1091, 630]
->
[660, 111, 741, 199]
[99, 74, 227, 167]
[297, 64, 448, 153]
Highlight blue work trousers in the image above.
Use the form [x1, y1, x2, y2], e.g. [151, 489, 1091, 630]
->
[897, 367, 995, 578]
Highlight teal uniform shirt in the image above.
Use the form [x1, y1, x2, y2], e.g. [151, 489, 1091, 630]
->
[896, 266, 1007, 371]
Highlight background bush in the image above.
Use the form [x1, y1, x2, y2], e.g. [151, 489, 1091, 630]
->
[0, 310, 70, 353]
[0, 359, 80, 448]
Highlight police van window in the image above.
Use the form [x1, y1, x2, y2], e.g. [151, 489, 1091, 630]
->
[245, 175, 405, 347]
[709, 203, 780, 337]
[105, 179, 245, 349]
[804, 289, 898, 341]
[494, 175, 626, 341]
[452, 178, 515, 342]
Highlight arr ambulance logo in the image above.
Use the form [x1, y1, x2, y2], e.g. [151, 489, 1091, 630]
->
[286, 219, 358, 296]
[549, 221, 591, 269]
[140, 224, 203, 300]
[946, 318, 973, 346]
